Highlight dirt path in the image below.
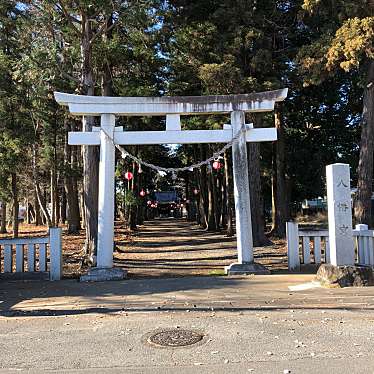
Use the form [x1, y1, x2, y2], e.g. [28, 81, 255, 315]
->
[114, 218, 287, 278]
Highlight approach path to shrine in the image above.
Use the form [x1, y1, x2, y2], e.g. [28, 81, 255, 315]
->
[114, 218, 287, 278]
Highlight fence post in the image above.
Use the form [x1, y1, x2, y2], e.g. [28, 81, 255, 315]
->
[287, 221, 300, 271]
[49, 228, 62, 280]
[4, 244, 12, 273]
[355, 224, 368, 265]
[325, 236, 331, 263]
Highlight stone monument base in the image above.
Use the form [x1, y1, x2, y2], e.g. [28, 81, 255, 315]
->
[225, 262, 270, 275]
[315, 264, 374, 287]
[80, 267, 127, 282]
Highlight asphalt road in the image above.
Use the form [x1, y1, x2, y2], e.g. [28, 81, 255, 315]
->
[1, 308, 374, 373]
[1, 275, 374, 373]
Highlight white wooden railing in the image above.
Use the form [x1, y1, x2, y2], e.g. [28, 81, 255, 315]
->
[0, 228, 62, 280]
[287, 222, 374, 271]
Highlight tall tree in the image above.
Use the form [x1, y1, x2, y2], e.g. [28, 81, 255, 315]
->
[297, 0, 374, 225]
[0, 1, 33, 237]
[21, 1, 165, 260]
[165, 0, 302, 243]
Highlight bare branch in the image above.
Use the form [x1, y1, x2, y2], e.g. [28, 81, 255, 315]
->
[60, 70, 83, 85]
[89, 16, 117, 46]
[55, 1, 82, 35]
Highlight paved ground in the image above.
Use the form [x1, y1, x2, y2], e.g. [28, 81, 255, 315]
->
[114, 218, 287, 278]
[1, 219, 373, 373]
[1, 275, 374, 373]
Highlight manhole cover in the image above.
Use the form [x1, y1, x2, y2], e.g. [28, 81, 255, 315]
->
[148, 329, 204, 347]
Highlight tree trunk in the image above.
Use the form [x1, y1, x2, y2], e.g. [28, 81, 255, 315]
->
[270, 105, 288, 237]
[50, 168, 58, 227]
[61, 188, 67, 223]
[207, 166, 216, 231]
[355, 60, 374, 226]
[185, 173, 193, 221]
[11, 173, 19, 238]
[217, 172, 224, 227]
[64, 120, 81, 233]
[35, 181, 52, 227]
[27, 201, 36, 224]
[0, 202, 7, 233]
[80, 189, 86, 228]
[32, 145, 52, 226]
[34, 190, 42, 225]
[196, 146, 208, 229]
[101, 14, 114, 97]
[129, 160, 138, 230]
[224, 150, 234, 237]
[213, 158, 221, 229]
[248, 114, 272, 246]
[81, 11, 99, 260]
[51, 118, 60, 227]
[136, 162, 144, 225]
[55, 184, 61, 224]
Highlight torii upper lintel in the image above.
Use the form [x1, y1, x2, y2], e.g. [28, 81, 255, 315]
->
[54, 88, 288, 116]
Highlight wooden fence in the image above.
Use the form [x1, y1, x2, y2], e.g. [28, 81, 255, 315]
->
[0, 228, 62, 281]
[287, 222, 374, 271]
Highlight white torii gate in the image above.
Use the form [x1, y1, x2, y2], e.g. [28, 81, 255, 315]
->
[55, 89, 288, 281]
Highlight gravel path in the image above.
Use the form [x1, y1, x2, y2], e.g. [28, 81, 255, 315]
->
[114, 218, 287, 278]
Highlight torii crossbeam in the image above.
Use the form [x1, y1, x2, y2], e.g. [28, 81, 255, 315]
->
[55, 89, 288, 281]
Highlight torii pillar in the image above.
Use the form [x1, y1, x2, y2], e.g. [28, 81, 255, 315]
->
[55, 89, 288, 281]
[224, 111, 264, 274]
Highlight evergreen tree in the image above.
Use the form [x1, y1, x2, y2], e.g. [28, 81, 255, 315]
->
[297, 0, 374, 225]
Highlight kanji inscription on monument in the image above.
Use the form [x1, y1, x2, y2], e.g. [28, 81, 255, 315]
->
[326, 163, 355, 265]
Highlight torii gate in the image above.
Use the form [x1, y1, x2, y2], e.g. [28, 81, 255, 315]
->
[55, 89, 288, 281]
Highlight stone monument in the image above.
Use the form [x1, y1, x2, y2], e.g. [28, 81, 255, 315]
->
[316, 163, 374, 287]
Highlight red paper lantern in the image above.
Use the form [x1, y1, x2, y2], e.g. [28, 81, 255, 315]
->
[139, 189, 146, 197]
[124, 171, 133, 180]
[212, 161, 223, 170]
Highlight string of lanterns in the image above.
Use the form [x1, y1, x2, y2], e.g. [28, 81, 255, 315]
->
[121, 156, 224, 198]
[108, 125, 245, 203]
[123, 157, 224, 180]
[115, 124, 231, 201]
[114, 124, 246, 177]
[105, 122, 244, 200]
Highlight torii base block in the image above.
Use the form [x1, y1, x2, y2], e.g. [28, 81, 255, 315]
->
[225, 262, 270, 275]
[80, 267, 127, 282]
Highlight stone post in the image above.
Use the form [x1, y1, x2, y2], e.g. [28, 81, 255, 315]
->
[49, 227, 62, 281]
[316, 164, 374, 287]
[287, 221, 300, 271]
[225, 111, 269, 275]
[326, 163, 354, 266]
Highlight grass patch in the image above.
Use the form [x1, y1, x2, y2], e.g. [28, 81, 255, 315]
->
[208, 269, 227, 276]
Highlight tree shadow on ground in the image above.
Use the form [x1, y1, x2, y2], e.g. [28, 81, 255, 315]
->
[0, 218, 291, 316]
[117, 237, 237, 248]
[0, 276, 247, 316]
[2, 272, 372, 318]
[4, 304, 374, 318]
